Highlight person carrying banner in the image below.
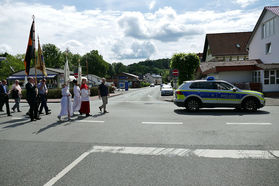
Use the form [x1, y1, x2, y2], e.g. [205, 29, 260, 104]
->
[79, 78, 91, 117]
[26, 77, 40, 121]
[72, 79, 81, 114]
[58, 84, 73, 121]
[38, 79, 50, 115]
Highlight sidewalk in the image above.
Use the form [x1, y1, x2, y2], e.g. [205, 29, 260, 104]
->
[9, 90, 124, 103]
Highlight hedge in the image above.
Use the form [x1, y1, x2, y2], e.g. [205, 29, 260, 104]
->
[20, 86, 115, 99]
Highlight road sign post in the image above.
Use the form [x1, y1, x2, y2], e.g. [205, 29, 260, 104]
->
[172, 69, 179, 89]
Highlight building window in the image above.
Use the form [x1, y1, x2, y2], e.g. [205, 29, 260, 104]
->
[270, 70, 275, 84]
[252, 71, 261, 83]
[262, 17, 276, 39]
[264, 70, 269, 84]
[266, 43, 271, 54]
[277, 70, 279, 84]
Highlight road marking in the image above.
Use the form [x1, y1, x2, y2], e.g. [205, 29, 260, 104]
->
[142, 122, 183, 125]
[226, 122, 272, 125]
[11, 117, 25, 120]
[91, 145, 279, 160]
[44, 145, 279, 185]
[74, 120, 104, 123]
[44, 151, 91, 186]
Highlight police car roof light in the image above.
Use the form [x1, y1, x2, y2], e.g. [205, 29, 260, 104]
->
[207, 76, 215, 81]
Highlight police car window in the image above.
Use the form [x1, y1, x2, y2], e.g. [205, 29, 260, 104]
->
[189, 82, 200, 89]
[217, 82, 234, 90]
[202, 82, 217, 89]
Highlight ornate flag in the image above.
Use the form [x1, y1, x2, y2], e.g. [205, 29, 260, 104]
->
[77, 61, 82, 85]
[64, 57, 70, 85]
[24, 20, 35, 75]
[36, 36, 47, 77]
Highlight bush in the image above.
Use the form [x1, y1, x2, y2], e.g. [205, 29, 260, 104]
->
[20, 86, 115, 99]
[140, 82, 151, 87]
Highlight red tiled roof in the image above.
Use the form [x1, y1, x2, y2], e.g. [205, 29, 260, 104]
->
[205, 32, 252, 57]
[265, 6, 279, 16]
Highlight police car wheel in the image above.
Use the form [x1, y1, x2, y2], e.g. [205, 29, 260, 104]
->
[243, 98, 258, 112]
[185, 98, 200, 112]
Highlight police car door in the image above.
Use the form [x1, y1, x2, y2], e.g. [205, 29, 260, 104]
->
[216, 82, 240, 105]
[199, 82, 218, 104]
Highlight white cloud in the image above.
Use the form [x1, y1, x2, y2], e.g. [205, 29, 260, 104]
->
[0, 44, 12, 54]
[149, 0, 156, 10]
[118, 7, 204, 42]
[234, 0, 258, 8]
[112, 40, 156, 59]
[0, 1, 261, 65]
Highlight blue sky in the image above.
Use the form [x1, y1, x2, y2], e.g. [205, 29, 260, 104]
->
[0, 0, 278, 64]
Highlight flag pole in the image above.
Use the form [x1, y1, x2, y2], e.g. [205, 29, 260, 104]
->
[32, 15, 37, 85]
[86, 57, 88, 80]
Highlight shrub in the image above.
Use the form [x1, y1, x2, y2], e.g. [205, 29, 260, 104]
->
[20, 86, 115, 99]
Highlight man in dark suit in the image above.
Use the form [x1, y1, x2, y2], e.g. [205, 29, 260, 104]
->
[0, 81, 3, 112]
[0, 80, 11, 116]
[25, 77, 40, 121]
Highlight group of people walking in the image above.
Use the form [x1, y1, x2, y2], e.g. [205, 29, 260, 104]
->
[58, 77, 109, 121]
[0, 77, 109, 122]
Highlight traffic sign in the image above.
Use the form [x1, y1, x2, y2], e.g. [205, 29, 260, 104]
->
[74, 73, 78, 78]
[172, 69, 179, 76]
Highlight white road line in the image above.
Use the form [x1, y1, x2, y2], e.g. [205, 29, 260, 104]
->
[142, 122, 183, 125]
[74, 120, 104, 123]
[11, 117, 25, 120]
[226, 122, 272, 125]
[91, 145, 279, 160]
[44, 151, 91, 186]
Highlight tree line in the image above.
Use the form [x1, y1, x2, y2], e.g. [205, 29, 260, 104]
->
[1, 43, 200, 84]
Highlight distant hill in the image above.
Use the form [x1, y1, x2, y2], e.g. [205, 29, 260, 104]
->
[127, 58, 170, 76]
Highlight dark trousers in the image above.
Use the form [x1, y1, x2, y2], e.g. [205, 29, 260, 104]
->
[28, 100, 38, 119]
[39, 94, 48, 113]
[2, 97, 10, 116]
[0, 99, 3, 111]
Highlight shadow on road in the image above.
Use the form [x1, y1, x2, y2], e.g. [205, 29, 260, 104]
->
[174, 109, 270, 116]
[0, 117, 29, 125]
[35, 121, 64, 134]
[3, 120, 30, 128]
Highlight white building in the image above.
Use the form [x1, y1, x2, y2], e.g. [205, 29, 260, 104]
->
[247, 6, 279, 93]
[144, 73, 162, 85]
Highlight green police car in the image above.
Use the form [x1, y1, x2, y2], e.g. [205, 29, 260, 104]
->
[174, 77, 265, 112]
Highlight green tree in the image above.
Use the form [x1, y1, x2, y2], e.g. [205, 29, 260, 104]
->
[170, 53, 200, 84]
[0, 53, 25, 80]
[81, 50, 109, 77]
[42, 44, 63, 68]
[112, 62, 127, 74]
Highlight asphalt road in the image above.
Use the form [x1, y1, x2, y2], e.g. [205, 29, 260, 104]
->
[0, 86, 278, 186]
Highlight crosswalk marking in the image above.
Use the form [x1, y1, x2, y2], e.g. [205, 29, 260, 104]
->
[90, 145, 279, 159]
[226, 122, 272, 125]
[142, 122, 183, 125]
[74, 120, 104, 123]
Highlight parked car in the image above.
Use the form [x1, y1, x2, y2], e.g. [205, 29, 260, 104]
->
[150, 83, 155, 87]
[161, 85, 173, 96]
[174, 77, 265, 112]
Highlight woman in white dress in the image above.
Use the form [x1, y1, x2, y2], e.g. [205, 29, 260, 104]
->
[72, 80, 81, 114]
[58, 84, 73, 121]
